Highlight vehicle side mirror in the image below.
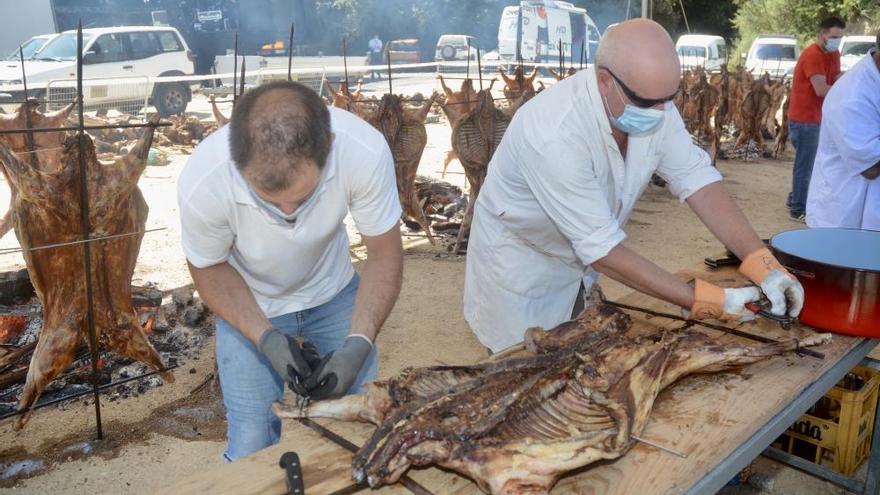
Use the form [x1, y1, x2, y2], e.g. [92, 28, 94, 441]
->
[82, 51, 97, 64]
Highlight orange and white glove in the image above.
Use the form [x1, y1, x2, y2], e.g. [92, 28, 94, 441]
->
[689, 279, 762, 322]
[739, 247, 804, 317]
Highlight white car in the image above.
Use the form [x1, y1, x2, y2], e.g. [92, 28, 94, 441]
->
[840, 35, 875, 72]
[0, 26, 195, 116]
[745, 35, 800, 80]
[435, 35, 479, 62]
[676, 34, 728, 72]
[4, 33, 59, 61]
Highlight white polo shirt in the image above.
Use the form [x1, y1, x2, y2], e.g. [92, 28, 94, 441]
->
[464, 68, 723, 352]
[807, 50, 880, 231]
[178, 107, 401, 318]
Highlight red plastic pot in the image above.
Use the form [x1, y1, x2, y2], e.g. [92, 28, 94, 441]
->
[770, 228, 880, 338]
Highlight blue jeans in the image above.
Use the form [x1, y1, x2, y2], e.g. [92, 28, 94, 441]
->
[215, 273, 377, 461]
[789, 121, 820, 216]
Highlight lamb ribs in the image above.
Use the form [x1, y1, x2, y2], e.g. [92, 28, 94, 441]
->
[276, 304, 830, 494]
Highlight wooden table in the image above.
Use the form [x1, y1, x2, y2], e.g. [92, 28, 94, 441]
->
[162, 265, 879, 495]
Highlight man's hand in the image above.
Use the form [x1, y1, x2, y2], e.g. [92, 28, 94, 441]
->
[258, 328, 321, 396]
[303, 335, 373, 400]
[689, 279, 761, 322]
[739, 247, 805, 317]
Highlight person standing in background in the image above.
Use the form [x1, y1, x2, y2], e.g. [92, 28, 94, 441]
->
[368, 34, 384, 80]
[786, 16, 845, 222]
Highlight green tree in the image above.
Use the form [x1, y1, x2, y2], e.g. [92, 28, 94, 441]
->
[731, 0, 879, 62]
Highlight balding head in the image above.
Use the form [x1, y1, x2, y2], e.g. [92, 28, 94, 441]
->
[595, 19, 680, 100]
[229, 81, 332, 193]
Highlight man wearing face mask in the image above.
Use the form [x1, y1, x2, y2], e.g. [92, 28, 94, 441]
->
[177, 81, 403, 460]
[463, 19, 805, 354]
[787, 16, 846, 222]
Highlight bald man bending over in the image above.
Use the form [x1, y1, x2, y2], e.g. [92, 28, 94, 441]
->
[178, 81, 403, 460]
[463, 19, 805, 353]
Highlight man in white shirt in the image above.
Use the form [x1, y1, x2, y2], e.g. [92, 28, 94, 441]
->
[807, 33, 880, 230]
[368, 34, 384, 80]
[178, 81, 403, 460]
[464, 19, 805, 353]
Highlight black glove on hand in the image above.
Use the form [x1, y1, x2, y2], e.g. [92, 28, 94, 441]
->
[303, 334, 373, 400]
[258, 327, 321, 396]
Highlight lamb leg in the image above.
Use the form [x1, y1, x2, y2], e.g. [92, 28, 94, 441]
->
[407, 189, 435, 244]
[273, 382, 392, 425]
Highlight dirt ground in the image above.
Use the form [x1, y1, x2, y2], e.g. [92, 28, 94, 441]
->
[0, 91, 863, 495]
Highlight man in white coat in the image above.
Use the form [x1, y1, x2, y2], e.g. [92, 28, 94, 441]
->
[807, 32, 880, 230]
[464, 19, 805, 353]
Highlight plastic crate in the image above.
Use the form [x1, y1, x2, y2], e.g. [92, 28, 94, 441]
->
[776, 366, 879, 476]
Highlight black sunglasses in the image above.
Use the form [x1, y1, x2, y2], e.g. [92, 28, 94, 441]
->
[598, 66, 678, 109]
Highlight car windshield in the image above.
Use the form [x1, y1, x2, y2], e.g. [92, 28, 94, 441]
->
[678, 46, 706, 58]
[5, 37, 49, 61]
[440, 36, 469, 47]
[35, 33, 93, 61]
[390, 42, 418, 51]
[841, 41, 873, 57]
[754, 43, 796, 61]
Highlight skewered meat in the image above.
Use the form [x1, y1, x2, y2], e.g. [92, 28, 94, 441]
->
[276, 305, 830, 494]
[362, 93, 438, 243]
[444, 88, 511, 252]
[438, 76, 481, 179]
[0, 117, 173, 429]
[498, 66, 539, 102]
[0, 99, 77, 239]
[734, 73, 774, 153]
[325, 79, 364, 114]
[209, 95, 230, 125]
[774, 86, 792, 158]
[676, 67, 720, 162]
[547, 67, 577, 81]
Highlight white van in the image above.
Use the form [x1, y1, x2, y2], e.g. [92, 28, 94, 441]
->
[744, 35, 800, 81]
[676, 34, 727, 71]
[840, 35, 876, 72]
[498, 1, 600, 65]
[0, 26, 195, 116]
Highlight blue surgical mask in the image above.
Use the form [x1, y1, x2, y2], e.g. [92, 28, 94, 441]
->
[825, 37, 841, 52]
[604, 80, 665, 136]
[248, 186, 319, 226]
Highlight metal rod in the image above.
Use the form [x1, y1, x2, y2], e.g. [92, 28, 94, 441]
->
[476, 47, 483, 91]
[466, 38, 471, 79]
[342, 37, 349, 91]
[0, 227, 166, 256]
[581, 39, 585, 69]
[232, 32, 239, 105]
[0, 121, 170, 136]
[558, 39, 564, 75]
[601, 298, 825, 359]
[19, 45, 36, 167]
[632, 435, 688, 458]
[287, 23, 295, 81]
[76, 19, 103, 441]
[387, 55, 393, 94]
[238, 57, 246, 100]
[0, 364, 180, 422]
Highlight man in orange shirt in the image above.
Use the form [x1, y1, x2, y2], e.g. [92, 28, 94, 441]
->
[787, 16, 845, 222]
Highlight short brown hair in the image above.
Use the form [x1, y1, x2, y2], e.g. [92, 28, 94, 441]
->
[229, 81, 332, 192]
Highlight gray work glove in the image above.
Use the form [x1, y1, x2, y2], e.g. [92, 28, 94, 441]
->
[303, 334, 373, 400]
[258, 327, 322, 396]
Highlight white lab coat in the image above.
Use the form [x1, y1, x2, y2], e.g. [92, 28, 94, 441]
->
[463, 68, 722, 352]
[807, 49, 880, 231]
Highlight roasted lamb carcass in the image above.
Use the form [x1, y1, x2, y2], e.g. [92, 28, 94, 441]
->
[324, 78, 364, 114]
[0, 117, 173, 428]
[209, 95, 230, 126]
[498, 65, 539, 102]
[362, 93, 438, 244]
[444, 88, 511, 252]
[276, 304, 830, 494]
[0, 99, 77, 238]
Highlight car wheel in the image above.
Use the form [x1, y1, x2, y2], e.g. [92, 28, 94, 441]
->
[441, 45, 457, 61]
[154, 82, 189, 116]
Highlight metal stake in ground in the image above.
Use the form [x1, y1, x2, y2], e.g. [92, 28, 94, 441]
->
[18, 45, 36, 166]
[232, 32, 239, 106]
[76, 19, 104, 441]
[477, 47, 483, 91]
[387, 55, 393, 94]
[466, 38, 471, 79]
[287, 23, 295, 81]
[238, 57, 246, 100]
[580, 39, 585, 69]
[342, 36, 349, 90]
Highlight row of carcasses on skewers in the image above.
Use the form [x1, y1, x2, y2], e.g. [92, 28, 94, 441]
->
[316, 66, 550, 253]
[674, 65, 791, 162]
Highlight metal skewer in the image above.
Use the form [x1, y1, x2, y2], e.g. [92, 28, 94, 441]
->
[287, 23, 295, 81]
[632, 435, 688, 458]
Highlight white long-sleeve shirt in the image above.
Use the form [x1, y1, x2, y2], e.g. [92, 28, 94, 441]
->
[807, 49, 880, 231]
[463, 68, 722, 352]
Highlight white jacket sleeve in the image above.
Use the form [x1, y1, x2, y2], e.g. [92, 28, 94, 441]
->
[822, 95, 880, 175]
[656, 107, 723, 202]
